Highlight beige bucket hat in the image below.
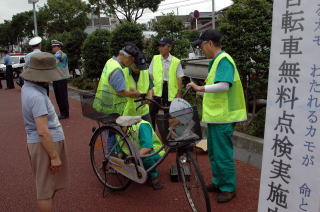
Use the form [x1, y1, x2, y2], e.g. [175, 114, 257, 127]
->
[20, 52, 63, 82]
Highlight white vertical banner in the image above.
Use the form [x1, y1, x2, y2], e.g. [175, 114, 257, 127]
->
[258, 0, 320, 212]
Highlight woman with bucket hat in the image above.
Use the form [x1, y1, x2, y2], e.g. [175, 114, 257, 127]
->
[20, 52, 68, 211]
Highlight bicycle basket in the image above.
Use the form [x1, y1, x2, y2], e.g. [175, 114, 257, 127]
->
[79, 90, 127, 122]
[155, 106, 202, 145]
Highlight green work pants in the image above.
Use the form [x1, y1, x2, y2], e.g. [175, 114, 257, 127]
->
[207, 123, 236, 192]
[142, 153, 161, 180]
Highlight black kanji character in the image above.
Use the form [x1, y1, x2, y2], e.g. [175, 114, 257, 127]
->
[282, 10, 304, 33]
[274, 111, 295, 134]
[278, 60, 300, 84]
[270, 159, 291, 184]
[267, 181, 289, 209]
[272, 134, 293, 160]
[280, 36, 303, 58]
[275, 86, 298, 109]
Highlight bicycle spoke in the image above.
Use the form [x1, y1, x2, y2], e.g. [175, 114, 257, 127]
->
[90, 126, 132, 191]
[177, 152, 211, 212]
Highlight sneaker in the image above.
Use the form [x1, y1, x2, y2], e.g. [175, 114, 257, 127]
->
[206, 183, 221, 193]
[217, 191, 236, 203]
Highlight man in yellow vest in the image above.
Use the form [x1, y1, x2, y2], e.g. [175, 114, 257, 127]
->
[93, 43, 142, 115]
[149, 37, 184, 127]
[187, 30, 247, 203]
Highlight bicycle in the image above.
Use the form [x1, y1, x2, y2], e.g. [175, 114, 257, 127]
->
[80, 91, 211, 212]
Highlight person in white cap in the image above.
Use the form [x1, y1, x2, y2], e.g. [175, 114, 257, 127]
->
[24, 36, 42, 70]
[17, 36, 42, 88]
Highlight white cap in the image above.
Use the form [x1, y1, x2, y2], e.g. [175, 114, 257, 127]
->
[29, 37, 42, 46]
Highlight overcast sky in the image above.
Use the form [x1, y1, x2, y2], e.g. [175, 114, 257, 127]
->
[0, 0, 233, 24]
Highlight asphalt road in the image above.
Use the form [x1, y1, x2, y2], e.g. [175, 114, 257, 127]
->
[0, 86, 261, 212]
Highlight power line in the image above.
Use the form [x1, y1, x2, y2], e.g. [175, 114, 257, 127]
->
[159, 0, 195, 7]
[144, 0, 210, 14]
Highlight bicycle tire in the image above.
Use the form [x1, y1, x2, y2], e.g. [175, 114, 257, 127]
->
[90, 125, 132, 191]
[176, 151, 211, 212]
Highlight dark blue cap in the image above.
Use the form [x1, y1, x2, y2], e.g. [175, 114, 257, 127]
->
[158, 37, 172, 46]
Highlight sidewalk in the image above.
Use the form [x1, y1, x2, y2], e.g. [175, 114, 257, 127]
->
[0, 87, 261, 212]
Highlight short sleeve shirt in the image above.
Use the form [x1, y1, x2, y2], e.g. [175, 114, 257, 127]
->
[24, 49, 41, 71]
[208, 51, 234, 86]
[148, 54, 184, 81]
[108, 56, 126, 91]
[21, 81, 65, 143]
[4, 55, 12, 66]
[138, 123, 153, 149]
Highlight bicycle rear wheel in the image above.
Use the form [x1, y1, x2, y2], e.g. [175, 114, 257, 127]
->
[90, 125, 132, 191]
[176, 151, 211, 212]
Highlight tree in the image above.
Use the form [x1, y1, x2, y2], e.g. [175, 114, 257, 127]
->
[217, 0, 272, 121]
[81, 29, 111, 79]
[0, 21, 15, 49]
[145, 13, 190, 62]
[11, 11, 34, 43]
[110, 22, 143, 56]
[100, 0, 163, 23]
[182, 30, 200, 43]
[39, 0, 90, 36]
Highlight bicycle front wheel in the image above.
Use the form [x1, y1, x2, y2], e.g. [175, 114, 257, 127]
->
[177, 151, 211, 212]
[90, 125, 132, 191]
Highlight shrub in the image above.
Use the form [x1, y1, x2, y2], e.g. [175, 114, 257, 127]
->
[69, 76, 98, 90]
[246, 107, 266, 138]
[81, 29, 111, 79]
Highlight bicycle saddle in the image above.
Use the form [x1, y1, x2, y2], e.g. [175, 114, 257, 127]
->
[116, 116, 142, 126]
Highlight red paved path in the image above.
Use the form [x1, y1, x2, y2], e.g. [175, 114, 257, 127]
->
[0, 87, 261, 212]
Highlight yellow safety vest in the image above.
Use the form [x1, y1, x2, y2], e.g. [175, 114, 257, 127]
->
[152, 55, 181, 101]
[123, 69, 150, 116]
[120, 120, 165, 156]
[202, 52, 247, 123]
[93, 58, 127, 115]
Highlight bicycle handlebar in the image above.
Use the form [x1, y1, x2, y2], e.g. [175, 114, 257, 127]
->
[134, 77, 196, 111]
[134, 94, 169, 111]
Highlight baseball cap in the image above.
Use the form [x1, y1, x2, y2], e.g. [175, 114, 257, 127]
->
[134, 52, 147, 70]
[29, 36, 42, 46]
[122, 43, 140, 58]
[158, 37, 171, 46]
[51, 40, 63, 47]
[192, 29, 221, 47]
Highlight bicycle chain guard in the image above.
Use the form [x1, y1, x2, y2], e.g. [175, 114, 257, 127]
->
[108, 156, 147, 184]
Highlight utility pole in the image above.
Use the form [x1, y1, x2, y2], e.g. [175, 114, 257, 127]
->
[212, 0, 215, 29]
[29, 0, 39, 36]
[177, 7, 179, 16]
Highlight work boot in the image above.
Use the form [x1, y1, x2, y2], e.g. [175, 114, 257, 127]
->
[217, 191, 236, 203]
[206, 183, 221, 193]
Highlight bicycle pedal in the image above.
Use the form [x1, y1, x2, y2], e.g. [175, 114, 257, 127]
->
[170, 165, 191, 182]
